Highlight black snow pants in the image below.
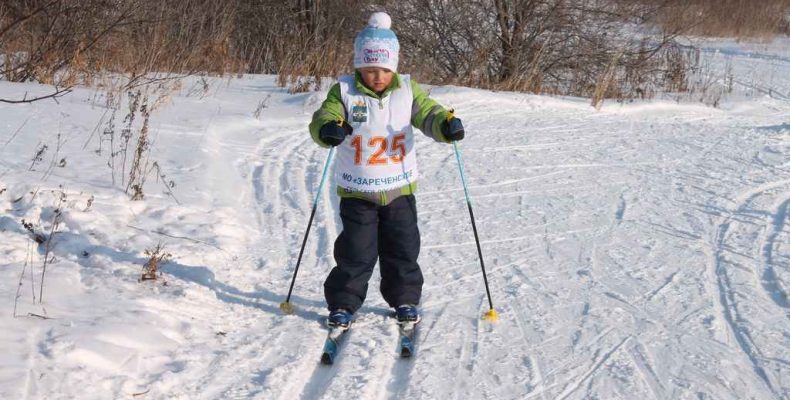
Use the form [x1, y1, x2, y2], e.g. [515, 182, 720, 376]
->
[324, 194, 423, 313]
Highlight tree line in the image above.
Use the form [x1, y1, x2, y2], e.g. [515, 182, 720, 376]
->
[1, 0, 787, 103]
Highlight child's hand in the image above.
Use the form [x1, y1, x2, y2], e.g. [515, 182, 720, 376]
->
[442, 116, 465, 142]
[319, 119, 353, 146]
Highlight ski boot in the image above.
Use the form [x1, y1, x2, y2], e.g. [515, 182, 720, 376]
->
[327, 309, 353, 330]
[395, 304, 421, 324]
[396, 304, 420, 357]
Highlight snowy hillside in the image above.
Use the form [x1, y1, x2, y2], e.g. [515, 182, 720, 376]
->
[1, 38, 788, 399]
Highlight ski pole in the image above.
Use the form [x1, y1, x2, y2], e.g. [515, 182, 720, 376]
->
[453, 141, 498, 322]
[280, 146, 335, 314]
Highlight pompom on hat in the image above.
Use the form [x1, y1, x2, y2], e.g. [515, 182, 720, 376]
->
[354, 12, 399, 72]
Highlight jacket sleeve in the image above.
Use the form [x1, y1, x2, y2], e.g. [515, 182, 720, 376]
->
[309, 83, 346, 148]
[410, 79, 450, 143]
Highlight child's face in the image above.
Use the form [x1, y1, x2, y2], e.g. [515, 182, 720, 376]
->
[358, 67, 394, 93]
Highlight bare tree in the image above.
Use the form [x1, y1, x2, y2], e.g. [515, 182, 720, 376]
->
[389, 0, 689, 101]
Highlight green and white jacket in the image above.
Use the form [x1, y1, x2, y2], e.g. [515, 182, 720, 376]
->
[309, 72, 452, 205]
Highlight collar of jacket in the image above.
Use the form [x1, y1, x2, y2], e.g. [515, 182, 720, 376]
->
[354, 71, 402, 99]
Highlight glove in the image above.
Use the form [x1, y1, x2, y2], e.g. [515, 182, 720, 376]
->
[319, 119, 353, 147]
[442, 114, 464, 142]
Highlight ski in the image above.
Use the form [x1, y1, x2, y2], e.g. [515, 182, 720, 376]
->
[321, 311, 418, 362]
[398, 321, 418, 358]
[320, 326, 349, 365]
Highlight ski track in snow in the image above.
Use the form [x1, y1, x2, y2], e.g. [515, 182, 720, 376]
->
[708, 179, 790, 398]
[1, 38, 789, 399]
[760, 195, 790, 310]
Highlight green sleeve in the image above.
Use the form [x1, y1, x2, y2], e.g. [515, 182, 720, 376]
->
[410, 79, 450, 143]
[309, 83, 346, 148]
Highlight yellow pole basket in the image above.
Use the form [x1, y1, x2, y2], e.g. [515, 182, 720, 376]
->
[482, 308, 499, 322]
[279, 302, 296, 315]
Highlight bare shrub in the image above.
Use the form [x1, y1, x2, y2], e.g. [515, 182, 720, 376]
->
[233, 0, 368, 92]
[28, 143, 48, 171]
[39, 189, 66, 302]
[253, 94, 272, 119]
[141, 242, 171, 282]
[126, 96, 151, 200]
[150, 161, 179, 205]
[0, 0, 243, 103]
[0, 1, 108, 103]
[83, 82, 179, 201]
[21, 219, 46, 244]
[389, 0, 688, 102]
[40, 133, 66, 181]
[676, 50, 735, 107]
[101, 0, 243, 89]
[248, 0, 782, 101]
[17, 188, 66, 306]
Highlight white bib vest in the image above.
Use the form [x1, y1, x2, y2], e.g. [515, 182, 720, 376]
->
[336, 74, 418, 192]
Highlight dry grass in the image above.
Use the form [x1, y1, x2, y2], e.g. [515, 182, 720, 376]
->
[141, 242, 171, 282]
[657, 0, 789, 39]
[232, 0, 366, 93]
[276, 41, 353, 93]
[0, 0, 243, 99]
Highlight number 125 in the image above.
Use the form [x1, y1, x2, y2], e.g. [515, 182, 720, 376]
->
[351, 133, 406, 166]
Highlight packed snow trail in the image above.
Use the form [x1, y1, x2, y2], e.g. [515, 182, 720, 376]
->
[1, 38, 789, 399]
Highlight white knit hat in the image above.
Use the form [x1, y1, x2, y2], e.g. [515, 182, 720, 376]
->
[354, 12, 399, 72]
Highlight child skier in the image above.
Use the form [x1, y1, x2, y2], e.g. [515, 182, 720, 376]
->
[309, 12, 465, 329]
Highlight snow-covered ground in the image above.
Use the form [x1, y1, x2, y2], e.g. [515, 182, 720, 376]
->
[1, 37, 788, 400]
